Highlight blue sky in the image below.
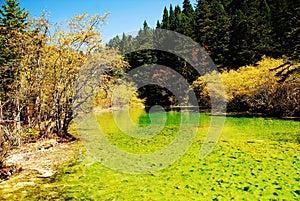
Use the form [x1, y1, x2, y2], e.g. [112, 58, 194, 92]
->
[7, 0, 197, 43]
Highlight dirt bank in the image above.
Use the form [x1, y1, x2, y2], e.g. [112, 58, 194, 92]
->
[0, 138, 80, 197]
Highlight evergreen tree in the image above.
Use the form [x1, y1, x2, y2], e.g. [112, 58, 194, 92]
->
[268, 0, 300, 79]
[182, 0, 195, 38]
[195, 0, 276, 69]
[269, 0, 300, 61]
[119, 33, 133, 54]
[161, 6, 169, 29]
[174, 5, 182, 17]
[169, 5, 176, 30]
[0, 0, 28, 30]
[142, 20, 150, 32]
[0, 0, 28, 101]
[182, 0, 194, 17]
[107, 35, 121, 50]
[156, 20, 161, 29]
[135, 20, 153, 51]
[174, 5, 183, 33]
[195, 0, 231, 68]
[227, 0, 273, 68]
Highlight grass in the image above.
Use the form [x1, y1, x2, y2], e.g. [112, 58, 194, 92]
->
[1, 109, 299, 200]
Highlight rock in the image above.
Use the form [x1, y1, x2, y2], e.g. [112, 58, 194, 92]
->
[38, 170, 54, 178]
[14, 181, 35, 188]
[6, 152, 33, 164]
[31, 168, 54, 178]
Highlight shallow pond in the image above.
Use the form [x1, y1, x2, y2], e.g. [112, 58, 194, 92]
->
[1, 108, 300, 200]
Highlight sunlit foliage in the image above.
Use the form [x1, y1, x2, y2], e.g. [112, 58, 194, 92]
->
[193, 57, 299, 116]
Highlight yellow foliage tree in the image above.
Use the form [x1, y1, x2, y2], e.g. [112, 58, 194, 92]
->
[192, 56, 299, 116]
[17, 13, 125, 138]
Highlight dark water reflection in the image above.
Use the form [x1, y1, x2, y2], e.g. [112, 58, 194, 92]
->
[145, 106, 201, 113]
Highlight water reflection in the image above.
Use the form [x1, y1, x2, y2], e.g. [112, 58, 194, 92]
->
[145, 106, 201, 113]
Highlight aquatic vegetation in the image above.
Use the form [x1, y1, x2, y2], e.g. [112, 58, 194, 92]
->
[1, 109, 299, 200]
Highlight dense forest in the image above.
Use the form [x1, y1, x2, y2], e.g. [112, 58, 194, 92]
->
[108, 0, 299, 115]
[0, 0, 299, 169]
[108, 0, 299, 69]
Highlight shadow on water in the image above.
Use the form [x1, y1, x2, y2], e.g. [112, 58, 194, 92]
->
[225, 112, 300, 122]
[140, 106, 202, 127]
[145, 106, 201, 113]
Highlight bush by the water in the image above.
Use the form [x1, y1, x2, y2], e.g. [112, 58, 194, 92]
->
[192, 57, 299, 117]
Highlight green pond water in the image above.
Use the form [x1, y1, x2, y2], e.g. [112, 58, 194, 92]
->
[1, 108, 300, 200]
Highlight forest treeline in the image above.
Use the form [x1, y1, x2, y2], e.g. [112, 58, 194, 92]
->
[108, 0, 299, 69]
[107, 0, 299, 115]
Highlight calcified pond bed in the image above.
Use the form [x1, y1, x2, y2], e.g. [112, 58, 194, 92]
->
[1, 108, 299, 200]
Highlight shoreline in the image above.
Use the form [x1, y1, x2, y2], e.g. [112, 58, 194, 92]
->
[0, 138, 80, 196]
